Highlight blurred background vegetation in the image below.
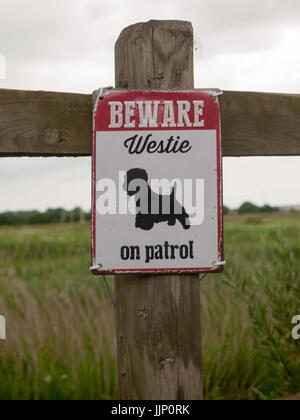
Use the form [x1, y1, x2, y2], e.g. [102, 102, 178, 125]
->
[0, 200, 280, 226]
[0, 208, 91, 226]
[0, 206, 299, 400]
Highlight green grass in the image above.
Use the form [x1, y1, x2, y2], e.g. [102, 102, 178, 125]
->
[0, 213, 300, 400]
[202, 212, 300, 400]
[0, 224, 117, 400]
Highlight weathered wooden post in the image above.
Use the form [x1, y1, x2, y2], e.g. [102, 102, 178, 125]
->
[114, 20, 204, 400]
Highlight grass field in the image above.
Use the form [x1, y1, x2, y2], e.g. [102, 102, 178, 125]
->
[0, 213, 300, 400]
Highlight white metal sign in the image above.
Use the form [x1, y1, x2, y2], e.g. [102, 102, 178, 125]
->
[91, 90, 224, 275]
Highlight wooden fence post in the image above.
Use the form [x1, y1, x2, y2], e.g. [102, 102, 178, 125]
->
[114, 20, 204, 400]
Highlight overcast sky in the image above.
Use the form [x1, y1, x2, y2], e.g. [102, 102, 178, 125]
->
[1, 0, 300, 211]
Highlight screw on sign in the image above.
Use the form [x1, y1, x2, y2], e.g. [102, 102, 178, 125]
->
[91, 89, 224, 275]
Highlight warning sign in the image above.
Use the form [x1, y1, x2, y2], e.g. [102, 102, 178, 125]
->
[91, 90, 224, 274]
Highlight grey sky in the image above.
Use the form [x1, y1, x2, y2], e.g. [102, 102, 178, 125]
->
[0, 0, 300, 211]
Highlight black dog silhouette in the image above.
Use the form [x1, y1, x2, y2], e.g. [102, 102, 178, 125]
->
[124, 168, 191, 231]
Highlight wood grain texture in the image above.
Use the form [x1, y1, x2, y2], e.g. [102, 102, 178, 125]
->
[221, 90, 300, 156]
[114, 20, 204, 401]
[0, 89, 92, 157]
[115, 20, 194, 90]
[115, 275, 203, 400]
[1, 88, 300, 157]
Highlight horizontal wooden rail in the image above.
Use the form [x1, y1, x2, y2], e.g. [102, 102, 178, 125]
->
[0, 88, 300, 157]
[221, 91, 300, 157]
[0, 89, 92, 157]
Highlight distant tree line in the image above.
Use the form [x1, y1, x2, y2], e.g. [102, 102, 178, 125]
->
[237, 202, 279, 215]
[0, 208, 91, 226]
[0, 202, 282, 226]
[224, 202, 279, 215]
